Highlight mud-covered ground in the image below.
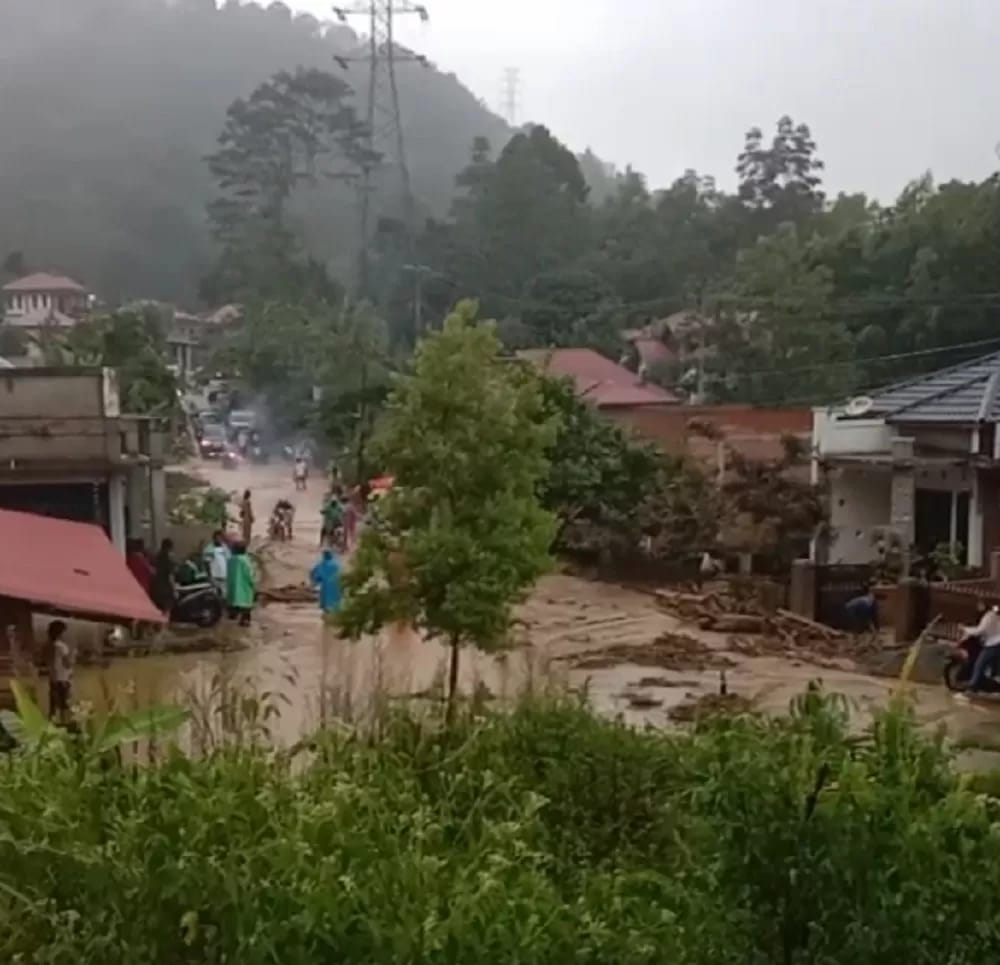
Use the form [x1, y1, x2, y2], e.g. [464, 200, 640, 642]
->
[71, 460, 1000, 760]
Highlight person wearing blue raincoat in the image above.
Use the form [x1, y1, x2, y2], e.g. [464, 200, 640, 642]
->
[310, 548, 342, 614]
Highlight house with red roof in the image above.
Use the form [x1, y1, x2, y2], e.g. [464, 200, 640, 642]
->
[517, 347, 679, 414]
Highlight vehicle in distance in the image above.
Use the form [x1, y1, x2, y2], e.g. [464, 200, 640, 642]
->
[228, 410, 257, 432]
[199, 423, 228, 458]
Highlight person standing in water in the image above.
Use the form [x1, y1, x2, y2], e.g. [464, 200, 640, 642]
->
[293, 455, 308, 492]
[239, 489, 254, 546]
[226, 541, 256, 626]
[310, 547, 342, 614]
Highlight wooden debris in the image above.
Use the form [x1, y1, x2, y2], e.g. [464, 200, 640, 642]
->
[655, 579, 868, 665]
[621, 692, 664, 709]
[260, 583, 316, 605]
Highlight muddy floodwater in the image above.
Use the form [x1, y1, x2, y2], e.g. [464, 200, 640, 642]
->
[68, 461, 1000, 764]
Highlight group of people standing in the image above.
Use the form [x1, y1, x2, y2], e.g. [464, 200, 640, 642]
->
[125, 530, 257, 626]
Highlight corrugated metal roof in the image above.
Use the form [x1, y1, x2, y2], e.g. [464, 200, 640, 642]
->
[0, 509, 165, 624]
[867, 350, 1000, 423]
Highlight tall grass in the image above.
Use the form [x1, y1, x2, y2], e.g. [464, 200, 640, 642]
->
[1, 693, 999, 963]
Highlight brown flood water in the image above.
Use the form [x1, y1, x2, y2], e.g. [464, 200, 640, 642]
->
[65, 461, 1000, 765]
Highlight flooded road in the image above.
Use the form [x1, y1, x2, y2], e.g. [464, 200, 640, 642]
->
[71, 460, 1000, 759]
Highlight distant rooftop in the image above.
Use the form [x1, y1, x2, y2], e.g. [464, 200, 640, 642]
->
[3, 272, 86, 294]
[865, 350, 1000, 424]
[517, 347, 678, 407]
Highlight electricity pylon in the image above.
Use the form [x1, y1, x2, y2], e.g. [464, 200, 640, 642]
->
[333, 2, 429, 296]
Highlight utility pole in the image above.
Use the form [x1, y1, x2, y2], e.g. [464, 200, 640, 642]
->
[333, 2, 430, 298]
[500, 67, 520, 126]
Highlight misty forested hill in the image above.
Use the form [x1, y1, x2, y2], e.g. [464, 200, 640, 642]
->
[0, 0, 513, 304]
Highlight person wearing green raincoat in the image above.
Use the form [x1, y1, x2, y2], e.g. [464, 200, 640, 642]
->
[226, 541, 256, 626]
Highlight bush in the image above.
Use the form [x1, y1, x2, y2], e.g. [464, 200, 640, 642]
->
[1, 696, 999, 962]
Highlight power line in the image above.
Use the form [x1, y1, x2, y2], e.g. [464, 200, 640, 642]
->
[726, 333, 1000, 381]
[332, 2, 430, 298]
[500, 67, 520, 125]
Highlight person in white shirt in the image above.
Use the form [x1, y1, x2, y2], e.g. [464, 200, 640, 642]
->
[963, 603, 1000, 694]
[47, 620, 74, 723]
[204, 530, 231, 598]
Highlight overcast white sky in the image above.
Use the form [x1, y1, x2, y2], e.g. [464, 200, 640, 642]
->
[297, 0, 1000, 199]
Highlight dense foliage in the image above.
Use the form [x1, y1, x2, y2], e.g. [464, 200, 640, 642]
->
[538, 375, 717, 561]
[2, 696, 999, 963]
[56, 305, 180, 417]
[418, 119, 1000, 403]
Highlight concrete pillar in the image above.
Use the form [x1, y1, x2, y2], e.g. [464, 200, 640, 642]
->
[894, 577, 928, 644]
[889, 437, 916, 574]
[149, 465, 167, 548]
[789, 559, 817, 620]
[969, 470, 985, 567]
[990, 550, 1000, 587]
[125, 466, 150, 544]
[108, 474, 126, 553]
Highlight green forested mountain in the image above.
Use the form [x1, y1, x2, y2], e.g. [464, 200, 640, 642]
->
[0, 0, 513, 304]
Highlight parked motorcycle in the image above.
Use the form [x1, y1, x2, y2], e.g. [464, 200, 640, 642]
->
[171, 581, 224, 629]
[943, 634, 1000, 693]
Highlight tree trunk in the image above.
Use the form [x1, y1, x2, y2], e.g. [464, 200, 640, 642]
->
[446, 634, 461, 726]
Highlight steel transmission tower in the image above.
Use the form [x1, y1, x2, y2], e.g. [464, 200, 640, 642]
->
[333, 2, 429, 296]
[500, 67, 520, 125]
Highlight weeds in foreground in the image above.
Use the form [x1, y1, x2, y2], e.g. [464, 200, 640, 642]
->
[1, 690, 1000, 964]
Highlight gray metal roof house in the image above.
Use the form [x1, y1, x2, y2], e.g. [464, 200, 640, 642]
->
[812, 350, 1000, 569]
[862, 351, 1000, 425]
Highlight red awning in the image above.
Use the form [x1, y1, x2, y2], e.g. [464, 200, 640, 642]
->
[0, 508, 165, 624]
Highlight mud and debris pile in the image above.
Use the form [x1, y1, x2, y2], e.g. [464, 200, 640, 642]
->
[654, 584, 874, 665]
[571, 630, 735, 672]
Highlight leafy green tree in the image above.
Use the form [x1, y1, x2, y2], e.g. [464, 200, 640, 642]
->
[538, 374, 660, 545]
[337, 301, 556, 718]
[710, 224, 853, 404]
[203, 67, 369, 303]
[517, 268, 621, 351]
[426, 127, 592, 318]
[537, 374, 718, 561]
[736, 115, 825, 232]
[64, 305, 179, 416]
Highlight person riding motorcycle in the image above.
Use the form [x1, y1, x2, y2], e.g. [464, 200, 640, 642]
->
[958, 603, 1000, 696]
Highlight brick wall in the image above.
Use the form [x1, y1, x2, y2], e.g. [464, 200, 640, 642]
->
[604, 404, 812, 463]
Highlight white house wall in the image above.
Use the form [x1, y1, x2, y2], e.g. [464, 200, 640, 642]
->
[828, 468, 892, 563]
[812, 408, 893, 456]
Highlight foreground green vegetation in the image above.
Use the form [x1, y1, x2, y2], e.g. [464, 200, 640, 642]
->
[2, 695, 1000, 963]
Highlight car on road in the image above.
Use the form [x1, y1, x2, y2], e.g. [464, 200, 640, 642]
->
[199, 423, 228, 458]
